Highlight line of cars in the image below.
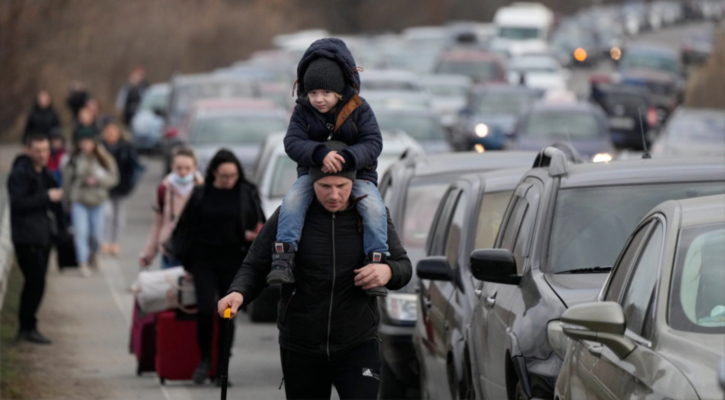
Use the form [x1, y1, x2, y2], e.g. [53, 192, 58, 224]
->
[392, 147, 725, 399]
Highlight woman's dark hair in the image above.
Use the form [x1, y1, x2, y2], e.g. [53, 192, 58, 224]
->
[205, 148, 247, 187]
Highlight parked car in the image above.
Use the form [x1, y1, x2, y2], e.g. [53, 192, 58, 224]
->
[652, 107, 725, 158]
[182, 98, 288, 179]
[414, 167, 529, 400]
[681, 29, 714, 65]
[419, 74, 473, 129]
[556, 194, 725, 400]
[377, 151, 537, 399]
[161, 74, 260, 172]
[618, 45, 685, 81]
[360, 70, 424, 93]
[363, 91, 433, 113]
[465, 149, 725, 400]
[130, 83, 169, 153]
[434, 49, 507, 85]
[506, 101, 614, 161]
[507, 54, 570, 92]
[375, 108, 452, 154]
[619, 69, 682, 124]
[589, 82, 659, 150]
[452, 85, 543, 151]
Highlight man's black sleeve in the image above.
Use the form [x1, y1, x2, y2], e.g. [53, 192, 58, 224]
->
[227, 208, 279, 304]
[384, 211, 413, 290]
[7, 167, 50, 214]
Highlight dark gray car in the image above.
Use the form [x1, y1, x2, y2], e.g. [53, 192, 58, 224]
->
[467, 150, 725, 400]
[377, 151, 536, 399]
[414, 167, 529, 400]
[556, 194, 725, 400]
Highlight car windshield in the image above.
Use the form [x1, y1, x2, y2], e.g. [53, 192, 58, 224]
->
[475, 91, 538, 115]
[667, 114, 725, 143]
[436, 60, 501, 82]
[522, 110, 602, 139]
[499, 26, 541, 40]
[376, 114, 445, 142]
[402, 177, 452, 264]
[601, 92, 648, 110]
[621, 53, 679, 75]
[172, 81, 256, 116]
[139, 88, 169, 112]
[190, 115, 287, 145]
[364, 80, 418, 92]
[548, 182, 725, 274]
[269, 155, 298, 198]
[424, 83, 468, 98]
[669, 223, 725, 334]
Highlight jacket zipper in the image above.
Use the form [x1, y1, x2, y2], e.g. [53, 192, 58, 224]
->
[281, 289, 296, 324]
[327, 213, 337, 360]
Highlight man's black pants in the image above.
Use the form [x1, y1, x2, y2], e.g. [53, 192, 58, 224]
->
[14, 244, 51, 332]
[281, 340, 381, 400]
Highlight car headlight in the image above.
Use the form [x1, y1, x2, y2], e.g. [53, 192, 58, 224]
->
[385, 293, 418, 324]
[475, 123, 489, 138]
[547, 320, 569, 359]
[592, 153, 613, 163]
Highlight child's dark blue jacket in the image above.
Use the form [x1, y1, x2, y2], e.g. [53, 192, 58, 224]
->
[284, 38, 382, 185]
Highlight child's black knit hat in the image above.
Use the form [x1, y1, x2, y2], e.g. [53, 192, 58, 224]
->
[303, 57, 345, 94]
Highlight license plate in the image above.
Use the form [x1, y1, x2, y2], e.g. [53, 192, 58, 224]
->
[609, 117, 635, 130]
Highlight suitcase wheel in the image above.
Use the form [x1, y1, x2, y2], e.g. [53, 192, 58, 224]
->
[136, 365, 142, 376]
[159, 377, 166, 385]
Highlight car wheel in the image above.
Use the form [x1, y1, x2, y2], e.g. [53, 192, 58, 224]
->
[380, 362, 407, 400]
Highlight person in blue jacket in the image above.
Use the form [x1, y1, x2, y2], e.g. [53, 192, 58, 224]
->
[267, 38, 389, 297]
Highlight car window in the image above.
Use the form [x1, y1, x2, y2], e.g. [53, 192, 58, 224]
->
[548, 182, 725, 274]
[269, 156, 297, 198]
[499, 196, 528, 251]
[474, 191, 514, 249]
[522, 111, 602, 139]
[474, 91, 539, 116]
[604, 222, 653, 303]
[669, 223, 725, 334]
[401, 177, 452, 264]
[428, 189, 460, 256]
[444, 192, 468, 268]
[512, 185, 540, 271]
[376, 114, 445, 142]
[190, 115, 287, 145]
[620, 222, 664, 338]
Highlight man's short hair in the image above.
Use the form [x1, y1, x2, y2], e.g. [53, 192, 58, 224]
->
[25, 132, 49, 146]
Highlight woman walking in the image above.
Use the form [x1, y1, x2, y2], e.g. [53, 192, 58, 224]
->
[139, 146, 202, 269]
[62, 129, 118, 277]
[101, 121, 139, 256]
[170, 149, 264, 384]
[23, 90, 61, 143]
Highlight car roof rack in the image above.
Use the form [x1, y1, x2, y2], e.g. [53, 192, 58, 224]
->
[533, 143, 582, 177]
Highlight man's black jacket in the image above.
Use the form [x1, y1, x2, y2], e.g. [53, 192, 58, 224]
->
[228, 200, 412, 358]
[7, 155, 65, 246]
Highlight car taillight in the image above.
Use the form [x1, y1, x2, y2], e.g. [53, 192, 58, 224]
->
[164, 127, 178, 138]
[646, 107, 659, 126]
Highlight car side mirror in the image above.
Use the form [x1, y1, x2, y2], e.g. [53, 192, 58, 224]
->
[561, 302, 635, 359]
[417, 256, 452, 281]
[470, 249, 521, 285]
[153, 107, 167, 118]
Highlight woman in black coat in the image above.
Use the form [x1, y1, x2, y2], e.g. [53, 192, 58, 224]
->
[170, 149, 265, 384]
[23, 91, 61, 143]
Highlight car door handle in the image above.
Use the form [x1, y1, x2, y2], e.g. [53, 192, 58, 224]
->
[423, 297, 432, 309]
[485, 292, 497, 307]
[474, 288, 483, 297]
[586, 343, 603, 356]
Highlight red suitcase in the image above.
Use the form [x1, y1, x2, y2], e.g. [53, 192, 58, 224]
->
[130, 300, 157, 376]
[155, 310, 219, 384]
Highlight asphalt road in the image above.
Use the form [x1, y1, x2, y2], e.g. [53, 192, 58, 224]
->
[0, 20, 717, 400]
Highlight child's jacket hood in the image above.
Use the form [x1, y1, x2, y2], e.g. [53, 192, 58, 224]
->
[296, 38, 361, 98]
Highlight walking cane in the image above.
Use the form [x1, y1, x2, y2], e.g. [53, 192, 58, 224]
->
[220, 307, 233, 400]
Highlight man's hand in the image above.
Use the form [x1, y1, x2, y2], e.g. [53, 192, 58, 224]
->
[47, 188, 63, 202]
[322, 151, 345, 174]
[354, 263, 392, 290]
[139, 256, 150, 268]
[218, 292, 244, 318]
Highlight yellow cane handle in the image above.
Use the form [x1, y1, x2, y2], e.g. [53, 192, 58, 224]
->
[223, 308, 232, 319]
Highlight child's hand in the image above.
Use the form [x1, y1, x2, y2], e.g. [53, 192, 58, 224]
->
[323, 151, 345, 173]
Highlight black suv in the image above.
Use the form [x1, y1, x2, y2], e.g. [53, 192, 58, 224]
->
[466, 148, 725, 400]
[377, 151, 536, 399]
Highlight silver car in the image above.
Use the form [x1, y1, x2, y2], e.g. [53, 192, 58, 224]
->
[555, 194, 725, 400]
